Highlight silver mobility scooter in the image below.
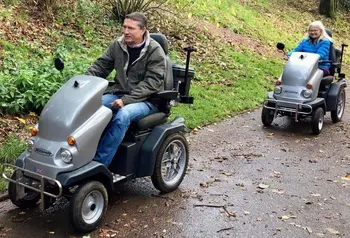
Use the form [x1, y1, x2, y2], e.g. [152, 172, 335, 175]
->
[2, 34, 195, 232]
[262, 32, 347, 134]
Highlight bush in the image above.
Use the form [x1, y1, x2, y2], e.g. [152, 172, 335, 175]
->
[109, 0, 168, 22]
[0, 41, 99, 114]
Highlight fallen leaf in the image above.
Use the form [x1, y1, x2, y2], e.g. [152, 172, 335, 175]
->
[222, 172, 233, 176]
[326, 228, 340, 235]
[258, 184, 269, 189]
[244, 211, 250, 215]
[15, 117, 26, 124]
[303, 227, 312, 234]
[311, 193, 321, 197]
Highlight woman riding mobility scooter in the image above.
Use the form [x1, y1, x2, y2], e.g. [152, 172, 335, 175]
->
[2, 34, 196, 232]
[262, 30, 347, 135]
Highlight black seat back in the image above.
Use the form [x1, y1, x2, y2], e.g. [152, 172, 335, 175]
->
[150, 33, 174, 90]
[325, 29, 341, 76]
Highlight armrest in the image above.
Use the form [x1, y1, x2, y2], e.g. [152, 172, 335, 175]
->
[332, 62, 341, 68]
[153, 90, 179, 100]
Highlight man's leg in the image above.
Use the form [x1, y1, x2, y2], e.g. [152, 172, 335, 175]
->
[94, 101, 158, 167]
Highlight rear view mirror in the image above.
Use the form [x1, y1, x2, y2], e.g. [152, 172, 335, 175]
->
[54, 58, 64, 72]
[276, 43, 285, 51]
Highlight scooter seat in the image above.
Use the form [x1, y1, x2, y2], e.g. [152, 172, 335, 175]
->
[320, 76, 334, 86]
[134, 112, 168, 131]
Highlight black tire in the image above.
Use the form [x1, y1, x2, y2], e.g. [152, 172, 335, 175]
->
[261, 107, 274, 126]
[331, 88, 346, 123]
[70, 181, 108, 233]
[311, 107, 324, 135]
[8, 171, 40, 209]
[151, 133, 189, 193]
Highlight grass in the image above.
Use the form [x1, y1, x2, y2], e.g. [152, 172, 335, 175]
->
[0, 136, 26, 192]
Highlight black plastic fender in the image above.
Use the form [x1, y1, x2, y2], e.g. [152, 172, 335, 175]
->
[137, 117, 185, 177]
[56, 161, 113, 192]
[326, 80, 347, 111]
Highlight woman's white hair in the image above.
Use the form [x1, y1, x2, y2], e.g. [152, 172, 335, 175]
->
[306, 21, 333, 42]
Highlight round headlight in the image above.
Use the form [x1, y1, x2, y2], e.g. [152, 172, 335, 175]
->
[274, 86, 282, 94]
[302, 90, 312, 98]
[61, 150, 73, 164]
[27, 139, 34, 152]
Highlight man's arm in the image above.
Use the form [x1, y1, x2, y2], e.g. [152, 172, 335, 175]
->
[86, 41, 116, 78]
[121, 47, 166, 105]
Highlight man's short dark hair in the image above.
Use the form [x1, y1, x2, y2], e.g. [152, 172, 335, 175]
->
[125, 12, 148, 29]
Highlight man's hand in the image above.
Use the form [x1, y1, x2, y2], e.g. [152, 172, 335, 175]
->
[110, 99, 124, 108]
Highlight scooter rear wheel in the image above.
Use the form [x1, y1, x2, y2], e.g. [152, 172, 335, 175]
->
[8, 171, 40, 209]
[151, 133, 189, 193]
[311, 107, 324, 135]
[331, 88, 346, 123]
[70, 181, 108, 232]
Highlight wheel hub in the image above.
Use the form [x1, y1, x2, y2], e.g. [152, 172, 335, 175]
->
[161, 140, 187, 187]
[82, 191, 104, 224]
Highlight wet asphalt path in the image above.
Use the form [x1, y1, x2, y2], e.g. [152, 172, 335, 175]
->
[0, 87, 349, 238]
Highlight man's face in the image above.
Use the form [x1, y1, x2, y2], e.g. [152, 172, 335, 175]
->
[309, 26, 321, 39]
[123, 18, 146, 46]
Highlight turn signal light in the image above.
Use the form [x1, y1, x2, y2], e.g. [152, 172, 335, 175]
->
[275, 80, 282, 86]
[67, 136, 76, 146]
[30, 127, 38, 137]
[306, 84, 312, 89]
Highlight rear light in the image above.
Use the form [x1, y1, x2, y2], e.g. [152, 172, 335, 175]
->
[275, 80, 282, 86]
[306, 84, 312, 89]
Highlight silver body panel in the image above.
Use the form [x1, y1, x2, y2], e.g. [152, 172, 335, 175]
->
[23, 75, 112, 179]
[274, 52, 323, 104]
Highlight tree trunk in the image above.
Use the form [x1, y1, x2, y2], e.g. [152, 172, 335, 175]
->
[319, 0, 336, 18]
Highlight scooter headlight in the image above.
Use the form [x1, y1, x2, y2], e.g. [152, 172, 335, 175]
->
[302, 89, 312, 98]
[274, 86, 282, 94]
[27, 139, 34, 152]
[60, 149, 73, 164]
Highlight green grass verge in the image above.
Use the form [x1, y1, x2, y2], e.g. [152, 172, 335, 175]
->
[0, 136, 26, 192]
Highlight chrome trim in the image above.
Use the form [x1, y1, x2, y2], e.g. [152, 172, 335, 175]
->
[263, 99, 313, 122]
[2, 163, 63, 211]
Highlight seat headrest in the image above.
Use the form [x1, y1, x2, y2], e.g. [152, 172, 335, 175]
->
[150, 33, 168, 55]
[325, 28, 332, 38]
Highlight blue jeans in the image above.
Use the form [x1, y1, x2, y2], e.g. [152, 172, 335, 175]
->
[94, 94, 158, 167]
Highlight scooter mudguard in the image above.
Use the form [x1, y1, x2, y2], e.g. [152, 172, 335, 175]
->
[327, 80, 347, 111]
[56, 161, 113, 192]
[137, 117, 185, 177]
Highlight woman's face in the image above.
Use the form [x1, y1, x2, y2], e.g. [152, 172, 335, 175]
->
[309, 26, 322, 39]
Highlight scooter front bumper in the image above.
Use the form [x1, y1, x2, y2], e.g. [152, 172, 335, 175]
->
[263, 99, 313, 122]
[2, 163, 63, 211]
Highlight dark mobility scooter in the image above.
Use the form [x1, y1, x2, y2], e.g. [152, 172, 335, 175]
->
[2, 34, 195, 232]
[262, 31, 347, 135]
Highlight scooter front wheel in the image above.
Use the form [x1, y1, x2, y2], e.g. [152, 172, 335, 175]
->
[261, 107, 274, 126]
[70, 181, 108, 232]
[8, 171, 40, 209]
[151, 133, 189, 193]
[311, 107, 324, 135]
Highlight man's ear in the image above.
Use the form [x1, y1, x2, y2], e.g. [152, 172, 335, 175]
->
[142, 27, 146, 35]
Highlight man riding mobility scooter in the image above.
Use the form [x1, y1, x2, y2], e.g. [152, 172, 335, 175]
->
[262, 31, 347, 135]
[2, 34, 196, 232]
